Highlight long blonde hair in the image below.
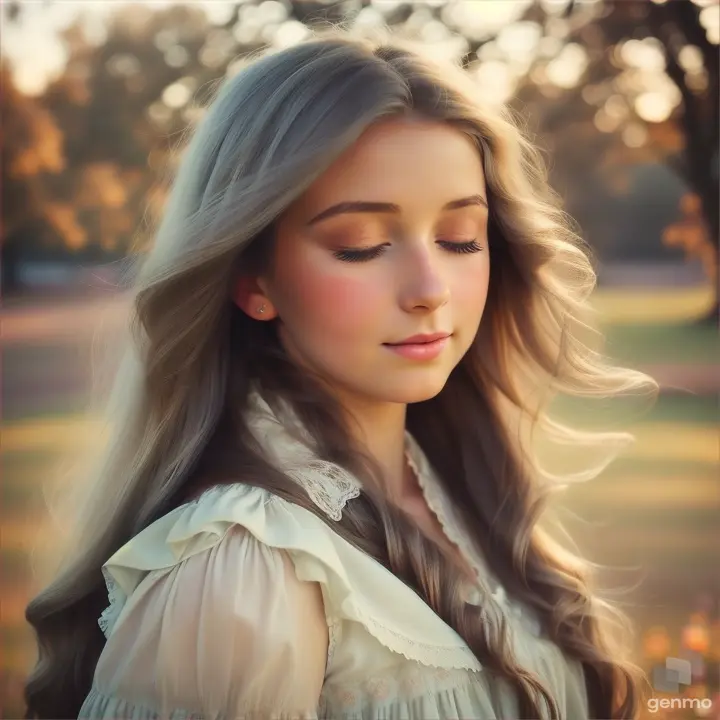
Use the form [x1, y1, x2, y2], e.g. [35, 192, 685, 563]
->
[25, 30, 655, 719]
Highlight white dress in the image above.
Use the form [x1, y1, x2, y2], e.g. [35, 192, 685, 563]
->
[78, 392, 590, 720]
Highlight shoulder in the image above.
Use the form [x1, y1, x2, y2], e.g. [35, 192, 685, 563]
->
[98, 483, 333, 635]
[128, 520, 330, 652]
[90, 491, 330, 717]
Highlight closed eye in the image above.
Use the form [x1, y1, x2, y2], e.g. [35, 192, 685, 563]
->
[333, 244, 389, 262]
[333, 239, 483, 263]
[438, 239, 483, 254]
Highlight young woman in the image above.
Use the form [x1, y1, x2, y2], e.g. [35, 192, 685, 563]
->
[25, 30, 654, 720]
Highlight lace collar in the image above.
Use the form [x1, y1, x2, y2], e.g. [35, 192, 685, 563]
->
[245, 389, 429, 523]
[245, 390, 362, 521]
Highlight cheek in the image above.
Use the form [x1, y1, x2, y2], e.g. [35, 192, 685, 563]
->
[274, 255, 383, 338]
[453, 258, 491, 317]
[301, 276, 370, 329]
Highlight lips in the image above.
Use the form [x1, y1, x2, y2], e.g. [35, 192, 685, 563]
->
[382, 333, 452, 361]
[385, 332, 451, 346]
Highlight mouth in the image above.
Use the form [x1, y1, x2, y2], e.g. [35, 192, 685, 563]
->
[382, 333, 452, 361]
[384, 332, 452, 347]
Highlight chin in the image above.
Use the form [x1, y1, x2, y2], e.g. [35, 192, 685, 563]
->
[371, 373, 450, 405]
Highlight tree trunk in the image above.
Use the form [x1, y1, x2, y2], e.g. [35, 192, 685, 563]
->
[648, 0, 719, 326]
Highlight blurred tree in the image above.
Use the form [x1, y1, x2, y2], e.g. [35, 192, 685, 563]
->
[1, 0, 717, 304]
[39, 5, 213, 258]
[648, 0, 719, 321]
[563, 0, 718, 317]
[0, 62, 67, 291]
[1, 2, 215, 283]
[475, 0, 716, 314]
[648, 0, 718, 248]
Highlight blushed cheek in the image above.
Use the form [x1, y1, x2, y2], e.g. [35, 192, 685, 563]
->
[280, 265, 382, 341]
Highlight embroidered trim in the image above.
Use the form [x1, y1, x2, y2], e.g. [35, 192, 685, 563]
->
[98, 565, 125, 639]
[352, 602, 483, 672]
[404, 433, 540, 638]
[326, 614, 341, 673]
[286, 460, 361, 522]
[404, 435, 493, 595]
[247, 391, 362, 522]
[322, 665, 481, 711]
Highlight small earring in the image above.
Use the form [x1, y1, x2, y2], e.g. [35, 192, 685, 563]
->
[256, 303, 266, 315]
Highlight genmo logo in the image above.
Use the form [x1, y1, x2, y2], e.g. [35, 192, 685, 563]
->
[648, 657, 715, 716]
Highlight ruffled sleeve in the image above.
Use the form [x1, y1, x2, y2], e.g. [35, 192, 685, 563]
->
[80, 521, 328, 719]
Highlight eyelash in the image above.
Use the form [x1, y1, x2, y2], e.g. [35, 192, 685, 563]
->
[333, 239, 483, 263]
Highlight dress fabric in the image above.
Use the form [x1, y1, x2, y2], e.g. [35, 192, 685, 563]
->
[78, 391, 590, 720]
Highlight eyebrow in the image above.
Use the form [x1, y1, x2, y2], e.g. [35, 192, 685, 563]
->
[306, 194, 488, 226]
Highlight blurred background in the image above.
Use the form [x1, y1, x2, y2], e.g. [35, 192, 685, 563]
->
[1, 0, 718, 718]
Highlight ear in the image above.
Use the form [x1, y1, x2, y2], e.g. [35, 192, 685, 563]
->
[231, 274, 277, 320]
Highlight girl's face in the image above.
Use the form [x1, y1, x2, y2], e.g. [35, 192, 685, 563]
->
[258, 117, 490, 406]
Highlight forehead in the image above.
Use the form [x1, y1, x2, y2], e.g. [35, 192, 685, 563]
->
[288, 118, 487, 220]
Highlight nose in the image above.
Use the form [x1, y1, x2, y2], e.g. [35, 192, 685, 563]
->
[398, 246, 450, 313]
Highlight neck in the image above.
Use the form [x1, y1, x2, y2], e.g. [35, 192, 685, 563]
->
[332, 389, 414, 502]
